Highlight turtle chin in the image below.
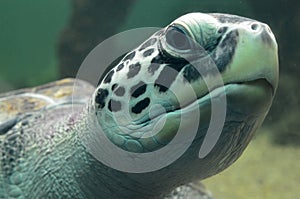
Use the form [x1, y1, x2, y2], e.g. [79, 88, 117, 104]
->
[169, 78, 274, 182]
[224, 78, 274, 116]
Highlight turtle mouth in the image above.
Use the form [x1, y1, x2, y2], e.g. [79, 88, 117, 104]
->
[137, 78, 273, 125]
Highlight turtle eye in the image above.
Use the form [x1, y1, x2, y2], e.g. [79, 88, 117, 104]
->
[165, 26, 191, 50]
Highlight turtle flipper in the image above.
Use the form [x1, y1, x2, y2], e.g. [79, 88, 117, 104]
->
[165, 182, 214, 199]
[0, 78, 94, 198]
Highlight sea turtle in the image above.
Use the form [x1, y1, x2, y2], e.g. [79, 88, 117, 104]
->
[0, 13, 278, 199]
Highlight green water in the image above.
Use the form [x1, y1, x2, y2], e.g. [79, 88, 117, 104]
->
[0, 0, 70, 91]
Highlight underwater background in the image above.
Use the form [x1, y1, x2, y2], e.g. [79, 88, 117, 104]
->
[0, 0, 299, 198]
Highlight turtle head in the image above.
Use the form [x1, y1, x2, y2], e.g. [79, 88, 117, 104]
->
[90, 12, 278, 184]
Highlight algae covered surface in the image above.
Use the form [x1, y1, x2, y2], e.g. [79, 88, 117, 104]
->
[203, 128, 300, 199]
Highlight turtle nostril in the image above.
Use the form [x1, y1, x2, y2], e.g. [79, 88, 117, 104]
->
[251, 23, 259, 31]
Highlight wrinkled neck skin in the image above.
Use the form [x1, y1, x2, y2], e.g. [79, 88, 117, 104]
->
[73, 96, 263, 199]
[74, 105, 187, 199]
[73, 139, 200, 199]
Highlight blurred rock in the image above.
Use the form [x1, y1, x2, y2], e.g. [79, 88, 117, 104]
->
[58, 0, 136, 78]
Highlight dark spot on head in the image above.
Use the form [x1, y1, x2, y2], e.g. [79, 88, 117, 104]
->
[212, 30, 239, 72]
[148, 50, 188, 90]
[183, 54, 219, 82]
[123, 51, 136, 61]
[148, 63, 160, 75]
[150, 51, 187, 65]
[132, 97, 150, 114]
[111, 84, 125, 96]
[127, 63, 141, 79]
[143, 48, 154, 57]
[114, 86, 125, 96]
[95, 88, 109, 109]
[130, 81, 147, 98]
[205, 35, 222, 52]
[154, 84, 168, 93]
[103, 70, 114, 84]
[111, 83, 118, 91]
[108, 99, 122, 112]
[211, 14, 254, 24]
[154, 62, 186, 92]
[154, 70, 174, 92]
[139, 38, 157, 51]
[116, 63, 124, 71]
[183, 64, 201, 82]
[260, 29, 273, 46]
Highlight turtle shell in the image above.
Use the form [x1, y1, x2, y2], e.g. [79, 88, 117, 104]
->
[0, 78, 95, 135]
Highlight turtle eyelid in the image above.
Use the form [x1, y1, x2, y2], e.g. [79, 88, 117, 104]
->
[166, 24, 191, 38]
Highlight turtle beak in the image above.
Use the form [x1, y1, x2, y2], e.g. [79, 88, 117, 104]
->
[221, 21, 279, 95]
[256, 23, 279, 94]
